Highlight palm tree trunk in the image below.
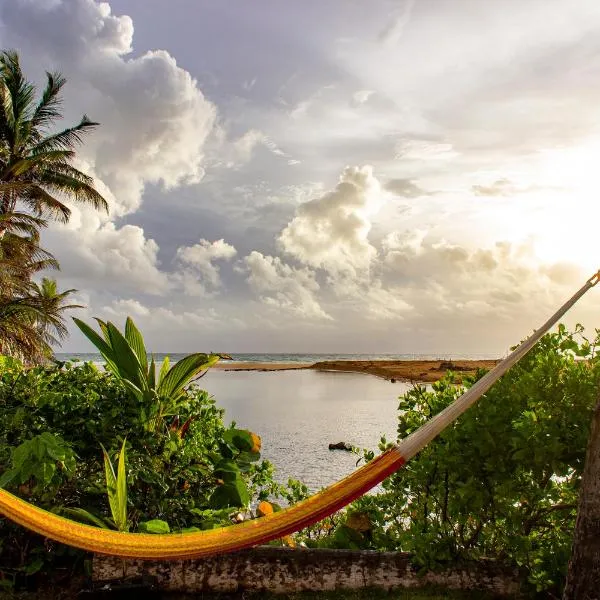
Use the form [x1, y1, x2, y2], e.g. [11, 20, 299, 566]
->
[563, 392, 600, 599]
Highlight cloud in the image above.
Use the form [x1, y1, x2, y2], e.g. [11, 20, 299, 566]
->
[378, 0, 416, 45]
[45, 219, 169, 296]
[384, 178, 433, 198]
[471, 178, 554, 198]
[241, 252, 331, 320]
[279, 166, 384, 278]
[380, 230, 585, 322]
[1, 0, 217, 216]
[104, 299, 151, 318]
[175, 239, 237, 295]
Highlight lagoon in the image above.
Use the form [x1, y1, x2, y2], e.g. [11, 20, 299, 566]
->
[201, 369, 410, 491]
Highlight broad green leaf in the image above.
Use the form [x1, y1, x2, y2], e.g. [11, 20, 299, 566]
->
[209, 478, 249, 509]
[124, 317, 148, 374]
[0, 469, 18, 489]
[61, 507, 110, 529]
[158, 356, 170, 386]
[138, 519, 170, 534]
[213, 459, 241, 482]
[105, 322, 145, 386]
[116, 439, 128, 532]
[72, 318, 115, 363]
[223, 429, 254, 452]
[158, 353, 219, 399]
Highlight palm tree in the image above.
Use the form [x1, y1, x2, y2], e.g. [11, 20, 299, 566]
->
[0, 50, 108, 236]
[0, 213, 81, 363]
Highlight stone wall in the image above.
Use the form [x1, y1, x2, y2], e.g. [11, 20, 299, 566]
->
[93, 547, 524, 596]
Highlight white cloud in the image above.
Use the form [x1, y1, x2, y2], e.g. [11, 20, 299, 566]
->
[45, 218, 169, 295]
[241, 252, 331, 320]
[104, 299, 151, 318]
[279, 166, 384, 278]
[175, 239, 237, 295]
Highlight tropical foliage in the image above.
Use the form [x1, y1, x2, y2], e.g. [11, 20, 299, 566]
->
[0, 319, 296, 586]
[305, 324, 600, 595]
[0, 50, 107, 230]
[0, 49, 107, 364]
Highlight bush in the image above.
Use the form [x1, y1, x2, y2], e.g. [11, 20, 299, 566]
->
[0, 320, 292, 585]
[346, 324, 600, 594]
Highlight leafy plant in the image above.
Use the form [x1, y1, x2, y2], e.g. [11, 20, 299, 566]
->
[0, 432, 76, 501]
[337, 324, 600, 594]
[101, 439, 128, 532]
[73, 317, 220, 431]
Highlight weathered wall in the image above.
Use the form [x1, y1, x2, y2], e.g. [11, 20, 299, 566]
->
[93, 547, 523, 596]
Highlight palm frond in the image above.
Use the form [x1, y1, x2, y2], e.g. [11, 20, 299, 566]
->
[30, 71, 66, 132]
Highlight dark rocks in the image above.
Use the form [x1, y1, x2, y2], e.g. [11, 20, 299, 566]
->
[328, 442, 353, 451]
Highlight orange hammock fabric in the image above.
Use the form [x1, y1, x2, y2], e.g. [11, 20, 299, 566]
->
[0, 270, 598, 560]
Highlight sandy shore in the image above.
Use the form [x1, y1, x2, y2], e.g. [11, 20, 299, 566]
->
[212, 362, 312, 372]
[213, 359, 500, 383]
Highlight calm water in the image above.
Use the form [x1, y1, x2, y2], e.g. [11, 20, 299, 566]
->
[199, 369, 408, 491]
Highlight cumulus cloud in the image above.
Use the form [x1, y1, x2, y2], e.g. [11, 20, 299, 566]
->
[279, 166, 384, 278]
[384, 178, 433, 198]
[45, 220, 169, 296]
[175, 239, 237, 295]
[104, 299, 151, 318]
[0, 0, 216, 216]
[241, 252, 331, 320]
[0, 0, 221, 308]
[380, 230, 585, 325]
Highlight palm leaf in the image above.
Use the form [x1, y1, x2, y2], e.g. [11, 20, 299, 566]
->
[72, 318, 115, 363]
[124, 317, 148, 375]
[158, 355, 170, 386]
[116, 440, 128, 532]
[158, 353, 220, 399]
[105, 322, 145, 387]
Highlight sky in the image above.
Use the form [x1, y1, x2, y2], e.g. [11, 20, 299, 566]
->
[1, 0, 600, 355]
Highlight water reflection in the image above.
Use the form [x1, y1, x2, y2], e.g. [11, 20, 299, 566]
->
[201, 369, 409, 491]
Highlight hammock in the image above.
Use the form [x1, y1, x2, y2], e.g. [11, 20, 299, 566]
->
[0, 270, 598, 560]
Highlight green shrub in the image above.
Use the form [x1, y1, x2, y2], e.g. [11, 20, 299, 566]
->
[350, 324, 600, 594]
[0, 318, 292, 585]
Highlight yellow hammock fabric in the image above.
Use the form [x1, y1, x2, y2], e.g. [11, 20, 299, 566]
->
[0, 270, 598, 560]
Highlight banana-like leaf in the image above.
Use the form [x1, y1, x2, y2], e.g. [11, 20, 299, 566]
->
[61, 507, 110, 529]
[105, 322, 145, 387]
[116, 440, 127, 533]
[100, 443, 118, 527]
[124, 317, 148, 374]
[100, 440, 128, 533]
[157, 353, 219, 400]
[158, 355, 170, 386]
[121, 379, 144, 403]
[72, 318, 115, 362]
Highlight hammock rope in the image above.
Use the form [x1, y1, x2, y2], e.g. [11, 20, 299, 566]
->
[0, 270, 598, 560]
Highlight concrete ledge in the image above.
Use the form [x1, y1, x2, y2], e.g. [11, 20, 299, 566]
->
[93, 547, 523, 596]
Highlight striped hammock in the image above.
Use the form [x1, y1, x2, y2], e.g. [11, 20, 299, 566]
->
[0, 270, 598, 560]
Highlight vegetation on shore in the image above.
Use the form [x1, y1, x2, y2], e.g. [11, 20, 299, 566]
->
[0, 50, 107, 363]
[296, 325, 600, 596]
